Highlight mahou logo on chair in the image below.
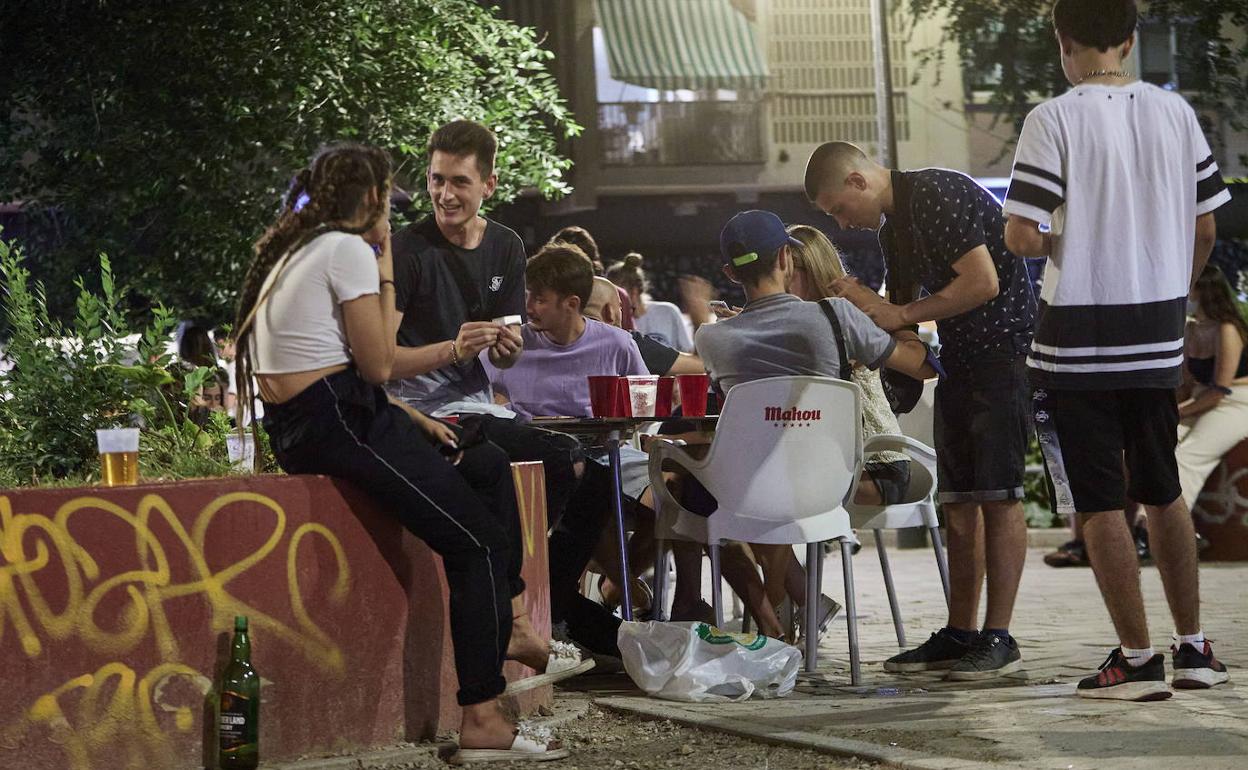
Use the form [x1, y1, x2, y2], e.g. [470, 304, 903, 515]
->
[764, 406, 822, 426]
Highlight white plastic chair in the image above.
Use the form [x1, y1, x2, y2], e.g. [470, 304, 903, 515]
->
[845, 433, 952, 658]
[648, 376, 862, 678]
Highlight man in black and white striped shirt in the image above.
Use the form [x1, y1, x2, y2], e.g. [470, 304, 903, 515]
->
[1004, 0, 1231, 703]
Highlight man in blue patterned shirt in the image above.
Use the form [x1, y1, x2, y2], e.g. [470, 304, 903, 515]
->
[804, 141, 1037, 681]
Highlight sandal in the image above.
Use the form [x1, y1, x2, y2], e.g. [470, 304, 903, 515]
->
[503, 640, 595, 696]
[449, 722, 569, 764]
[1043, 539, 1089, 568]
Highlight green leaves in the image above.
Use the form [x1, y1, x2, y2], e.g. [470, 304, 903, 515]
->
[0, 0, 579, 323]
[907, 0, 1248, 155]
[0, 232, 234, 487]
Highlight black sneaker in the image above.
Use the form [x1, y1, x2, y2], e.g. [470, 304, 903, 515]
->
[946, 633, 1023, 681]
[1076, 648, 1171, 701]
[1134, 525, 1153, 565]
[1172, 641, 1230, 689]
[883, 628, 974, 673]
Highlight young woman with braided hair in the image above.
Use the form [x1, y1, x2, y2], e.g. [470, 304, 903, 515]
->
[234, 142, 572, 762]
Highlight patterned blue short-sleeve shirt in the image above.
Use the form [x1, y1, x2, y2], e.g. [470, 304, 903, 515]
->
[879, 169, 1036, 372]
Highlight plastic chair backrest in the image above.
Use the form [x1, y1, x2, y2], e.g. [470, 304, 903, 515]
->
[700, 376, 862, 522]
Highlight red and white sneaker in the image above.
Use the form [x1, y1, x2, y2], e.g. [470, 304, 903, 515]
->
[1172, 641, 1230, 689]
[1076, 648, 1171, 701]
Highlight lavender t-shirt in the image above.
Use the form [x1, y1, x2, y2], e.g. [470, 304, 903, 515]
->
[484, 318, 648, 419]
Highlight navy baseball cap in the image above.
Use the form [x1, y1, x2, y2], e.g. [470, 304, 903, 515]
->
[719, 210, 803, 267]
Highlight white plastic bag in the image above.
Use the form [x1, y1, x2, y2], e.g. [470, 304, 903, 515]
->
[618, 621, 802, 702]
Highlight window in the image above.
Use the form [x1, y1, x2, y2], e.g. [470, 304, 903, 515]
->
[1138, 18, 1211, 92]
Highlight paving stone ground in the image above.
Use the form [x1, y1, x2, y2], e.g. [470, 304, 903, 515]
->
[596, 547, 1248, 770]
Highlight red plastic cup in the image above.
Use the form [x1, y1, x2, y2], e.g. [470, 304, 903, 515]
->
[677, 373, 710, 417]
[442, 415, 460, 425]
[655, 376, 675, 417]
[588, 376, 624, 417]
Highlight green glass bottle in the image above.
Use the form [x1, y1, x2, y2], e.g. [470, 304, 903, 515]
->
[218, 615, 260, 770]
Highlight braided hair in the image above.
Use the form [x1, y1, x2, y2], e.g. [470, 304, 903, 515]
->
[233, 142, 392, 430]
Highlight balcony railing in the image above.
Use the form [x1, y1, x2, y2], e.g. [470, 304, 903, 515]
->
[598, 101, 765, 166]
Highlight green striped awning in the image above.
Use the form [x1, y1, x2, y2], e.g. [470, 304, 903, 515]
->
[595, 0, 769, 92]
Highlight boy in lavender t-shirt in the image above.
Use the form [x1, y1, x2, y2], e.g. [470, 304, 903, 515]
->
[482, 245, 650, 502]
[485, 318, 646, 420]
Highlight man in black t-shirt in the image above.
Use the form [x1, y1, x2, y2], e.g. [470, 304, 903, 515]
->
[388, 122, 526, 413]
[387, 121, 622, 660]
[805, 141, 1037, 681]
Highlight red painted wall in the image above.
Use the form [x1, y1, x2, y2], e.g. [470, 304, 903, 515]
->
[1193, 439, 1248, 561]
[0, 463, 551, 769]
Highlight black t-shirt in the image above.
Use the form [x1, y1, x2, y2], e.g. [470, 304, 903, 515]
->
[879, 169, 1036, 372]
[632, 330, 680, 376]
[388, 216, 526, 412]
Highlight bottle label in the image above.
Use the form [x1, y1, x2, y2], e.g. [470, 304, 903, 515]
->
[219, 691, 252, 752]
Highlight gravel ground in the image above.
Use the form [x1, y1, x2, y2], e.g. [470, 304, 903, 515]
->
[275, 695, 878, 770]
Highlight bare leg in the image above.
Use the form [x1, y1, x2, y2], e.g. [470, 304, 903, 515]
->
[669, 541, 707, 618]
[981, 499, 1027, 630]
[1081, 510, 1150, 649]
[1144, 497, 1200, 636]
[460, 700, 523, 750]
[507, 595, 551, 671]
[719, 542, 785, 637]
[752, 543, 801, 608]
[943, 502, 985, 631]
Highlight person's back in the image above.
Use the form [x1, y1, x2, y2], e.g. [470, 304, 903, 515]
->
[1002, 0, 1232, 702]
[1007, 81, 1229, 389]
[695, 293, 893, 395]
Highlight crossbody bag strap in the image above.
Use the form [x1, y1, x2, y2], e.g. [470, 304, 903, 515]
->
[818, 298, 852, 380]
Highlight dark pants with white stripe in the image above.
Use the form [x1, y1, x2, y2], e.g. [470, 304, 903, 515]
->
[263, 368, 517, 706]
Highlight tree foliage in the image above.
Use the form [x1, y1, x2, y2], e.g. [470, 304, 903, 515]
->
[0, 0, 580, 322]
[906, 0, 1248, 153]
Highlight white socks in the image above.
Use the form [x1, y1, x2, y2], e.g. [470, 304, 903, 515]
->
[1121, 645, 1155, 667]
[1176, 630, 1206, 649]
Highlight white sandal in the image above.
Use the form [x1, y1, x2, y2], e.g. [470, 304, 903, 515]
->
[504, 640, 595, 696]
[449, 721, 570, 764]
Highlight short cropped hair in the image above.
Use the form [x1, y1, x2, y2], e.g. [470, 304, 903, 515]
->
[804, 141, 870, 201]
[428, 120, 497, 179]
[1052, 0, 1137, 52]
[527, 243, 595, 309]
[725, 244, 783, 287]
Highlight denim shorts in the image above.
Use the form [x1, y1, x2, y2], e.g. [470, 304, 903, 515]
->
[933, 355, 1029, 504]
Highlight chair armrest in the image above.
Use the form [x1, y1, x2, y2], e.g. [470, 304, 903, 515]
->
[647, 439, 710, 542]
[863, 433, 936, 470]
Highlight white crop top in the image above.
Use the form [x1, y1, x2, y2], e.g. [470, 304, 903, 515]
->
[251, 231, 380, 374]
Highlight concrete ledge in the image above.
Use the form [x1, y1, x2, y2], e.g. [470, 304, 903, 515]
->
[0, 464, 551, 769]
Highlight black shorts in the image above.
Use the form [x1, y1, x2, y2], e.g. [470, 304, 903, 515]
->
[933, 356, 1029, 504]
[1031, 387, 1181, 514]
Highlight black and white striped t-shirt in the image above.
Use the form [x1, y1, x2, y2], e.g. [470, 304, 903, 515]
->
[1004, 81, 1231, 390]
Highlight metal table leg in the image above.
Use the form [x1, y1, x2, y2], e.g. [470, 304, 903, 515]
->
[608, 430, 633, 621]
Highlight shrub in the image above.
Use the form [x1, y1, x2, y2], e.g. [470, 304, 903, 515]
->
[0, 232, 238, 487]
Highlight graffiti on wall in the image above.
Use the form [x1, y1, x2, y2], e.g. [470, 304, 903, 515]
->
[0, 490, 351, 768]
[1195, 463, 1248, 527]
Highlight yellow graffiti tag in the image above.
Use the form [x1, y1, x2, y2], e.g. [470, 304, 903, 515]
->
[0, 662, 211, 770]
[0, 491, 350, 673]
[511, 465, 546, 558]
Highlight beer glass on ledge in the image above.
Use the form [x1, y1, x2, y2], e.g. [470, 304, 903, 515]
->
[96, 427, 140, 486]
